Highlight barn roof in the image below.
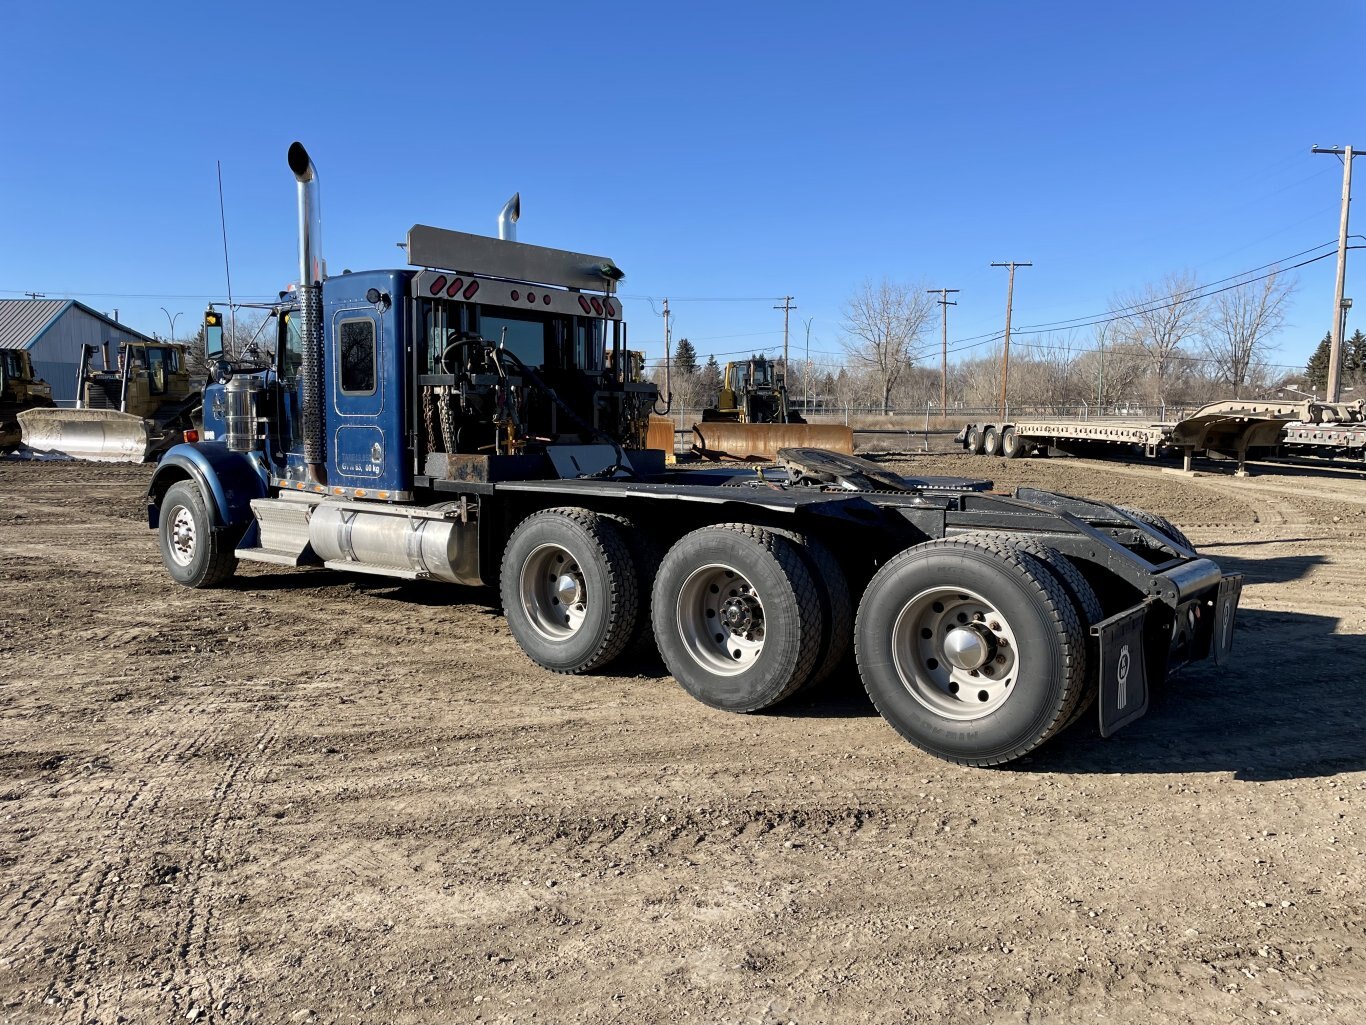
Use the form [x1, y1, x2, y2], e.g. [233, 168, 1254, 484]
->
[0, 299, 157, 350]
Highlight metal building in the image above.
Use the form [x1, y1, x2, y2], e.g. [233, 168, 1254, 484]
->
[0, 299, 156, 407]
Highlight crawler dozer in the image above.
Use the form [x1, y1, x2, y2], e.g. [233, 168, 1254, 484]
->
[693, 355, 853, 460]
[1, 351, 54, 450]
[19, 341, 199, 462]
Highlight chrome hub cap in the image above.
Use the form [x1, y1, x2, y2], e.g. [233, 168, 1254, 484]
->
[676, 564, 765, 676]
[168, 506, 196, 566]
[520, 543, 588, 639]
[890, 586, 1020, 720]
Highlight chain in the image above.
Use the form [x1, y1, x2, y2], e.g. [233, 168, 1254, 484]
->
[422, 386, 437, 453]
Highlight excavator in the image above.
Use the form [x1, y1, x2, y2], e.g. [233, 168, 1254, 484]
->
[18, 338, 200, 462]
[692, 355, 853, 460]
[0, 351, 54, 450]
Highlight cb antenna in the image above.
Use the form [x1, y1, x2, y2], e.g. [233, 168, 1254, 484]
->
[217, 160, 237, 353]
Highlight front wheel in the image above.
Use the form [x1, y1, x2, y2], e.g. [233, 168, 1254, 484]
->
[855, 536, 1087, 766]
[159, 480, 237, 588]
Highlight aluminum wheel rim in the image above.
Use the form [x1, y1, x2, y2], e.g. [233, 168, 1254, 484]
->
[168, 505, 196, 567]
[519, 543, 587, 641]
[676, 563, 765, 676]
[890, 585, 1020, 721]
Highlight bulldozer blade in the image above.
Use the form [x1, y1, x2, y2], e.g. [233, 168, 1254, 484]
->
[691, 422, 855, 462]
[646, 415, 678, 464]
[17, 408, 153, 463]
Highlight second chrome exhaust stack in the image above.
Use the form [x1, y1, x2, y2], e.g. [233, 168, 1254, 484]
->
[498, 192, 520, 241]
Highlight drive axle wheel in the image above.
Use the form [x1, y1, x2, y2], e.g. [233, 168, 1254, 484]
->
[501, 508, 637, 675]
[158, 480, 237, 588]
[855, 536, 1086, 766]
[654, 524, 821, 712]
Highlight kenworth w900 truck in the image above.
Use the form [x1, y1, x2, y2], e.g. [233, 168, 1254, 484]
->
[145, 143, 1243, 767]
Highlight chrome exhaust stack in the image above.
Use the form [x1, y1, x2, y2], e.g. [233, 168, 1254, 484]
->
[497, 192, 520, 241]
[287, 141, 327, 484]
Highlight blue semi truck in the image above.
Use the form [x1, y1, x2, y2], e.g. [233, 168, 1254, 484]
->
[145, 143, 1242, 767]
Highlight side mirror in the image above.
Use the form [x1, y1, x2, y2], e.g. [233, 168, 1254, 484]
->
[205, 309, 224, 360]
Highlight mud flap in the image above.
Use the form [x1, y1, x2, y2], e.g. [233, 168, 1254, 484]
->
[1211, 574, 1244, 665]
[1091, 602, 1153, 738]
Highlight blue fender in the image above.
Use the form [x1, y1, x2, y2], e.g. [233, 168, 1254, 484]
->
[147, 442, 269, 530]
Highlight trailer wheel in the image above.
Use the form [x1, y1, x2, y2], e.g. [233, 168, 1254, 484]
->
[965, 424, 985, 455]
[854, 535, 1087, 766]
[1116, 506, 1195, 552]
[159, 480, 237, 588]
[982, 425, 1002, 456]
[501, 508, 638, 675]
[653, 524, 822, 712]
[1001, 426, 1025, 459]
[767, 528, 853, 692]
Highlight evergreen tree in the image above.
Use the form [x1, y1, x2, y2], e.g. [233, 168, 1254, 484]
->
[1304, 332, 1332, 392]
[1348, 329, 1366, 377]
[698, 354, 722, 406]
[673, 337, 698, 376]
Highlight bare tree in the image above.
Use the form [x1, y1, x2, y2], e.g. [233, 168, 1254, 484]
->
[1114, 271, 1206, 405]
[1203, 270, 1294, 397]
[842, 279, 935, 414]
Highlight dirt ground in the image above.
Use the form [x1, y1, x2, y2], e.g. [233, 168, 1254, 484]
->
[0, 452, 1363, 1025]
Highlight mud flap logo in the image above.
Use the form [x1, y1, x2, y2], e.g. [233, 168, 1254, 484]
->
[1116, 645, 1131, 711]
[1222, 598, 1234, 651]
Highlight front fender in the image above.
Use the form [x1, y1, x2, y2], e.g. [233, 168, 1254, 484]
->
[147, 442, 269, 529]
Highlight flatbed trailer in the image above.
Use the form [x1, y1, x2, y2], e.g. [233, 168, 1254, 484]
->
[959, 398, 1366, 475]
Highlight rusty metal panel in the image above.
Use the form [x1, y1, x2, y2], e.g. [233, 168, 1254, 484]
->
[691, 423, 854, 462]
[646, 416, 676, 464]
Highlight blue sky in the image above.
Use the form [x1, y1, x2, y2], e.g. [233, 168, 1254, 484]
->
[2, 1, 1361, 380]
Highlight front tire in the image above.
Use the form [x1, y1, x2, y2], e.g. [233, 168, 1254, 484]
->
[501, 508, 638, 675]
[159, 480, 237, 588]
[855, 536, 1087, 766]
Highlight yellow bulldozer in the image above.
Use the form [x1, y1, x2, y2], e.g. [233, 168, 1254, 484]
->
[692, 355, 853, 461]
[18, 340, 200, 462]
[1, 351, 55, 450]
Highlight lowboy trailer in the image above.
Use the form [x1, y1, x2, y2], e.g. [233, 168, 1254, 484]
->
[959, 398, 1366, 475]
[145, 143, 1243, 767]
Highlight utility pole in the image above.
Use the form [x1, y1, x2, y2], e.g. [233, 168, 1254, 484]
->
[23, 291, 46, 300]
[991, 261, 1031, 417]
[801, 316, 814, 413]
[927, 288, 960, 411]
[1312, 144, 1361, 403]
[774, 295, 795, 386]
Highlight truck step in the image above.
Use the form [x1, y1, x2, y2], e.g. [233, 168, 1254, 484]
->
[322, 559, 429, 581]
[250, 495, 315, 560]
[235, 547, 314, 567]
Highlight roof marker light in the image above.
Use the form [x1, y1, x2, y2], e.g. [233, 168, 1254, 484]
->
[578, 295, 592, 314]
[446, 277, 464, 297]
[604, 300, 617, 317]
[590, 297, 603, 315]
[463, 280, 480, 299]
[430, 275, 448, 295]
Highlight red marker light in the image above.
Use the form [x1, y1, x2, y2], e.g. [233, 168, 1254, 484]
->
[510, 289, 521, 301]
[527, 292, 536, 303]
[182, 429, 200, 443]
[463, 280, 480, 299]
[446, 277, 464, 297]
[604, 300, 617, 317]
[578, 295, 592, 314]
[543, 294, 552, 305]
[590, 297, 603, 315]
[430, 275, 448, 295]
